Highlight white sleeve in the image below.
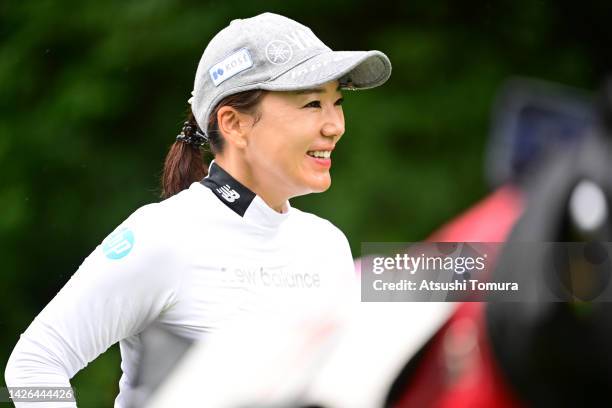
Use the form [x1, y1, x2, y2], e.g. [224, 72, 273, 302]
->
[4, 204, 181, 407]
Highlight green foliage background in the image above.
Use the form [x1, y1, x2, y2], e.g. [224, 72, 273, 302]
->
[1, 0, 610, 405]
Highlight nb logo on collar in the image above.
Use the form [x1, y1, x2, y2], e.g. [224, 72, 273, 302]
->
[216, 184, 241, 203]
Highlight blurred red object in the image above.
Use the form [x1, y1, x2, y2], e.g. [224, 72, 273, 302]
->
[427, 185, 523, 242]
[354, 185, 524, 276]
[391, 185, 526, 407]
[392, 302, 525, 408]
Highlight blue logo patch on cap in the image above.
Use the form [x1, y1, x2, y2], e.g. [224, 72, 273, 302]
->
[209, 48, 253, 87]
[212, 68, 224, 80]
[102, 227, 135, 260]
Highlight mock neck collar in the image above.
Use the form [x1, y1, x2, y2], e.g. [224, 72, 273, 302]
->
[201, 161, 291, 227]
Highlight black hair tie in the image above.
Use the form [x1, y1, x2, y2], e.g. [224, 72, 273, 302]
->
[176, 121, 208, 147]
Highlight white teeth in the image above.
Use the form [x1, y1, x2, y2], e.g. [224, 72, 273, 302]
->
[307, 150, 331, 159]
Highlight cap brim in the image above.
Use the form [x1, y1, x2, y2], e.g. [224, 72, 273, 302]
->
[260, 50, 391, 91]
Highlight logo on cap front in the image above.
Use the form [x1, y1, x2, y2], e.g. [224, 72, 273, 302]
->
[209, 48, 253, 87]
[265, 40, 293, 65]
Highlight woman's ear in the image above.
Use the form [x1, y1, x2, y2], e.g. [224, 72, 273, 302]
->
[216, 107, 252, 149]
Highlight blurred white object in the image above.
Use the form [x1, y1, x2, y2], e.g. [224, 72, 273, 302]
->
[304, 302, 455, 407]
[146, 302, 455, 408]
[569, 179, 607, 233]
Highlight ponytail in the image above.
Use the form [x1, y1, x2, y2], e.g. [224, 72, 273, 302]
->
[160, 112, 207, 199]
[160, 90, 267, 199]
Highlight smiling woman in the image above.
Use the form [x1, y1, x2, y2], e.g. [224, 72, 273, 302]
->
[5, 12, 391, 407]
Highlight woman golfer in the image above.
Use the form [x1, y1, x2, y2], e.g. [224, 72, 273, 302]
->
[5, 12, 391, 407]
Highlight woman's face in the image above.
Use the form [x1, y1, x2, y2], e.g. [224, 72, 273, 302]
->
[245, 80, 345, 198]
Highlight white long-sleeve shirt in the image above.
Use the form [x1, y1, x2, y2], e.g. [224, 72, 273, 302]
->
[5, 162, 356, 407]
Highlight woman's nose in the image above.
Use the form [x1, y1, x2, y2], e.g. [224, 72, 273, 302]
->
[321, 107, 345, 139]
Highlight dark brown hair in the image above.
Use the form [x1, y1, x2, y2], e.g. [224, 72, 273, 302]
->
[160, 90, 266, 199]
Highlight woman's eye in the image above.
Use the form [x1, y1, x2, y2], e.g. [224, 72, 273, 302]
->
[303, 101, 321, 108]
[302, 98, 343, 108]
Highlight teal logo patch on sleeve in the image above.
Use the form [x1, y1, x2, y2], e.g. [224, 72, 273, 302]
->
[102, 227, 135, 260]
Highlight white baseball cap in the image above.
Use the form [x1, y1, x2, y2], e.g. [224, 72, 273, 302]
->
[188, 12, 392, 135]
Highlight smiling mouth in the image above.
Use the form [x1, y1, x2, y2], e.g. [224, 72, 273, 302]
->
[306, 150, 332, 159]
